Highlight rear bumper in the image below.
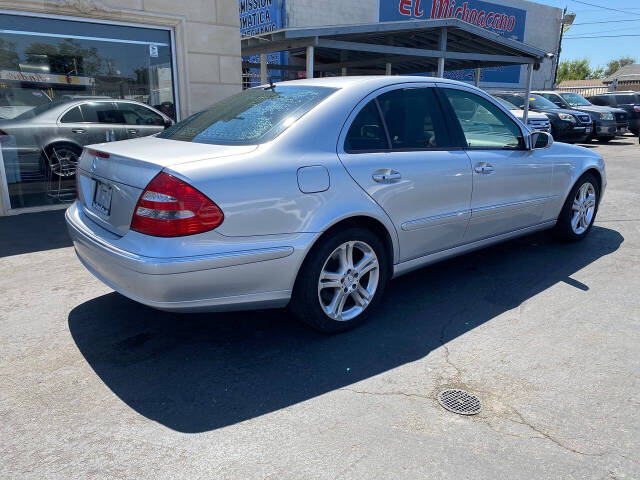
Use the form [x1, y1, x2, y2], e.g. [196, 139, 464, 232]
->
[65, 202, 311, 312]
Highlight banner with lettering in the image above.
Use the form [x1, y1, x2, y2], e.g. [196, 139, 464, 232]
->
[379, 0, 527, 85]
[239, 0, 286, 86]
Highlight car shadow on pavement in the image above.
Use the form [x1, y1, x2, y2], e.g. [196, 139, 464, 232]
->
[68, 226, 623, 433]
[0, 209, 71, 258]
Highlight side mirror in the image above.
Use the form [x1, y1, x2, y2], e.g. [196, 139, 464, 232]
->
[163, 117, 174, 129]
[530, 131, 553, 150]
[554, 101, 564, 107]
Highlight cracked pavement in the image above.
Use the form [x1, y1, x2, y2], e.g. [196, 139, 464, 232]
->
[1, 138, 639, 479]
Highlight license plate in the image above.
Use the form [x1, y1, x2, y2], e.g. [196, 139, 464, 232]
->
[585, 127, 592, 133]
[93, 181, 112, 216]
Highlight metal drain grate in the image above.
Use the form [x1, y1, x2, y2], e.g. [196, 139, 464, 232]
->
[437, 389, 482, 415]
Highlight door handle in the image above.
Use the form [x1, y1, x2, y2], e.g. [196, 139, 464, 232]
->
[128, 129, 138, 134]
[474, 162, 494, 174]
[72, 128, 86, 134]
[372, 169, 402, 183]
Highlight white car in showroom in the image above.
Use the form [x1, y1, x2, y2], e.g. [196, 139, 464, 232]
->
[66, 76, 605, 332]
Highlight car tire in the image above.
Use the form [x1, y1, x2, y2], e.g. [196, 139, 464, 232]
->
[289, 227, 389, 333]
[631, 128, 639, 136]
[553, 173, 600, 242]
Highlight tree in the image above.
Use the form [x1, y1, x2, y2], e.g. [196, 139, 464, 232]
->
[557, 58, 593, 83]
[24, 40, 102, 76]
[604, 57, 636, 77]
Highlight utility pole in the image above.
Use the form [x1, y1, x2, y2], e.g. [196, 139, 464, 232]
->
[553, 8, 576, 88]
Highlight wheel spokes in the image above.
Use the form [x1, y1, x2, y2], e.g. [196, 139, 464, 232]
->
[318, 240, 380, 322]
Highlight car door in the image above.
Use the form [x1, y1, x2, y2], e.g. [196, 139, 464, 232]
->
[79, 102, 128, 144]
[338, 84, 472, 262]
[57, 105, 91, 148]
[438, 85, 554, 243]
[115, 102, 167, 139]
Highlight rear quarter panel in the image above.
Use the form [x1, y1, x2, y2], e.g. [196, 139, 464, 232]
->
[167, 84, 401, 261]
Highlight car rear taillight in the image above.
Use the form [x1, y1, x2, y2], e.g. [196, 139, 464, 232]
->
[87, 148, 110, 158]
[130, 172, 224, 237]
[634, 106, 640, 113]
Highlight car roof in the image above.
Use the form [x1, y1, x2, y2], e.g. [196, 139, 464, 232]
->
[24, 98, 163, 121]
[268, 75, 480, 92]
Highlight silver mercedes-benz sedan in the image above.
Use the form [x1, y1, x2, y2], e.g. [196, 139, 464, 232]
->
[66, 76, 606, 332]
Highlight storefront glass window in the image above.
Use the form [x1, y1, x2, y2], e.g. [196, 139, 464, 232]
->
[0, 13, 176, 210]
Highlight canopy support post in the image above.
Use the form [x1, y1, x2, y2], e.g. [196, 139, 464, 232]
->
[437, 27, 447, 78]
[260, 53, 267, 85]
[523, 62, 534, 125]
[306, 45, 314, 79]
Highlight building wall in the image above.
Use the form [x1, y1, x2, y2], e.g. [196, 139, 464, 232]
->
[0, 0, 242, 119]
[285, 0, 378, 27]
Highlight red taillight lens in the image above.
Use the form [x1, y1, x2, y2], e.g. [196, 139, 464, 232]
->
[634, 106, 640, 113]
[87, 148, 110, 158]
[130, 172, 224, 237]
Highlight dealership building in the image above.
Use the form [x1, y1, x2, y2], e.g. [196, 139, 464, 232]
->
[0, 0, 561, 216]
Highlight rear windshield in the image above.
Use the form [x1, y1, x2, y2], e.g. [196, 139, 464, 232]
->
[159, 86, 338, 145]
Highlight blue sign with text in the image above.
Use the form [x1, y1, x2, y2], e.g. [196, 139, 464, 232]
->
[379, 0, 527, 84]
[239, 0, 286, 85]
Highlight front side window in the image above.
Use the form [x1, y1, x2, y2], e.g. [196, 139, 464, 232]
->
[377, 87, 449, 149]
[560, 92, 591, 107]
[344, 100, 388, 152]
[443, 89, 523, 149]
[160, 86, 337, 146]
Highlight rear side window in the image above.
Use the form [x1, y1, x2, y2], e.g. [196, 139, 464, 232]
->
[116, 103, 164, 126]
[615, 94, 637, 104]
[159, 86, 337, 145]
[344, 100, 389, 152]
[377, 88, 449, 149]
[81, 102, 124, 124]
[60, 106, 83, 123]
[590, 96, 613, 106]
[442, 89, 523, 149]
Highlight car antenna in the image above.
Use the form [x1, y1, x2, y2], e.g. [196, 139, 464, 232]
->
[265, 74, 276, 91]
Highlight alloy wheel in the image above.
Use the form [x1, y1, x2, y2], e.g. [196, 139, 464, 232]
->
[571, 182, 596, 235]
[49, 147, 80, 177]
[317, 240, 379, 322]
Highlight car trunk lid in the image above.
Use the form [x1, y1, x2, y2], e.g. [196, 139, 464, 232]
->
[76, 137, 256, 236]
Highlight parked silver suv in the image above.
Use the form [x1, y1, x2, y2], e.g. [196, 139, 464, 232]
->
[0, 99, 173, 177]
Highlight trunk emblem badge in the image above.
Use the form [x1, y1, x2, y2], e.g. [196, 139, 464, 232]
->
[90, 158, 98, 173]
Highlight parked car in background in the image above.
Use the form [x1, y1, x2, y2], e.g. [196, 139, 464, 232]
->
[66, 77, 605, 333]
[0, 87, 52, 120]
[493, 97, 551, 132]
[493, 92, 592, 143]
[0, 99, 174, 178]
[557, 91, 629, 138]
[587, 92, 640, 136]
[533, 90, 623, 142]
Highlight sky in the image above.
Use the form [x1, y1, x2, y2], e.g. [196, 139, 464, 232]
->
[531, 0, 640, 68]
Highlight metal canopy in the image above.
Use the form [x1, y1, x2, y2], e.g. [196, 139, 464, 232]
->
[241, 18, 547, 75]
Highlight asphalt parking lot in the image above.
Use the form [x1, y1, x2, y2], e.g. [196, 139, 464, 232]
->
[1, 137, 639, 479]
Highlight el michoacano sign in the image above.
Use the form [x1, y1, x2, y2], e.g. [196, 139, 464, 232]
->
[379, 0, 527, 85]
